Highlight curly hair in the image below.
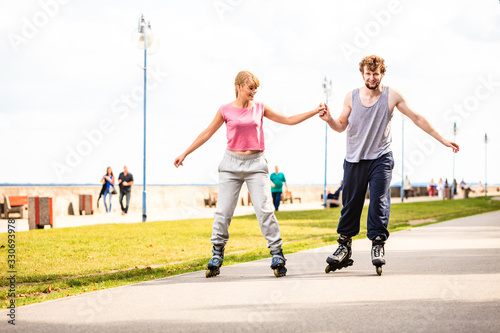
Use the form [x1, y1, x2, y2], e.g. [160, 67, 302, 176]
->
[359, 55, 386, 74]
[234, 71, 260, 98]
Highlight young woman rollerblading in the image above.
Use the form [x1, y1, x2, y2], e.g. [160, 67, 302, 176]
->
[175, 71, 324, 278]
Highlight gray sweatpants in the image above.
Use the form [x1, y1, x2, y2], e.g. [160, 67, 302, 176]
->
[211, 150, 283, 252]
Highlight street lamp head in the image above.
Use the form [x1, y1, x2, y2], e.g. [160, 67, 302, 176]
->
[138, 15, 146, 33]
[133, 15, 160, 54]
[322, 76, 332, 97]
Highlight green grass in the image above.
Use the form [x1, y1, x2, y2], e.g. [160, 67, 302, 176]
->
[1, 196, 499, 307]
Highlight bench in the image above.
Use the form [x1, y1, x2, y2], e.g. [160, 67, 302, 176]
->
[281, 191, 301, 204]
[322, 191, 343, 208]
[3, 195, 27, 219]
[204, 192, 218, 208]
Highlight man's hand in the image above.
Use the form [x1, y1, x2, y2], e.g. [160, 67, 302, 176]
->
[443, 140, 460, 153]
[319, 103, 333, 124]
[174, 154, 186, 168]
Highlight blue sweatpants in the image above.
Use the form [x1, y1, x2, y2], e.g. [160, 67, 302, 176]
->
[272, 192, 282, 211]
[337, 152, 394, 241]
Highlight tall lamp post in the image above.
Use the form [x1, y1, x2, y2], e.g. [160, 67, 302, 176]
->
[401, 115, 405, 202]
[322, 77, 332, 208]
[135, 15, 157, 222]
[452, 122, 457, 197]
[485, 133, 488, 197]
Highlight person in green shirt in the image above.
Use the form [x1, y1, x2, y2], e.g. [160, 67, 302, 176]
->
[270, 166, 287, 211]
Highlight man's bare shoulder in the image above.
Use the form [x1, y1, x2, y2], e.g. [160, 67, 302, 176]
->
[388, 87, 404, 100]
[344, 90, 353, 106]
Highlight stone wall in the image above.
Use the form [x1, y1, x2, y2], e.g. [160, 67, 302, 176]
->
[0, 185, 329, 217]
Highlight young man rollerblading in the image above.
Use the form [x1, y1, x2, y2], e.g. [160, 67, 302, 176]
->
[206, 245, 224, 278]
[319, 55, 459, 275]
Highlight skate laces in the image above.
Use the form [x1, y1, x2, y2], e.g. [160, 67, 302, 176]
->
[333, 244, 347, 256]
[372, 244, 383, 258]
[271, 251, 286, 262]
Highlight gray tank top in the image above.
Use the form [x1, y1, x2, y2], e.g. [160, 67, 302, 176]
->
[346, 86, 392, 163]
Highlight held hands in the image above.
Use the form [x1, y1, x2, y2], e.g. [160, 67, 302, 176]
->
[318, 103, 331, 122]
[315, 103, 327, 115]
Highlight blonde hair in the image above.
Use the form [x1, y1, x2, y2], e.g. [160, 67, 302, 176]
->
[234, 71, 260, 97]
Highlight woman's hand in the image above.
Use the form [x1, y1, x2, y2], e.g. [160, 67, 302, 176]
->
[316, 103, 327, 115]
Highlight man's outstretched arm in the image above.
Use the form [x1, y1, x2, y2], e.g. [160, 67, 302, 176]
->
[392, 88, 459, 153]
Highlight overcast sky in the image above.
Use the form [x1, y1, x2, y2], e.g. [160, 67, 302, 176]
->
[1, 0, 499, 186]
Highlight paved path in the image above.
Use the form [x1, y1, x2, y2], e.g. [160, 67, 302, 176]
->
[2, 211, 500, 332]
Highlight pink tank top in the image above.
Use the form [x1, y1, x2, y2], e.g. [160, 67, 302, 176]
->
[220, 102, 265, 151]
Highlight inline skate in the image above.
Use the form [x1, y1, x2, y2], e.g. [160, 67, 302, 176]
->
[371, 236, 385, 276]
[206, 245, 224, 278]
[270, 249, 287, 277]
[325, 235, 354, 273]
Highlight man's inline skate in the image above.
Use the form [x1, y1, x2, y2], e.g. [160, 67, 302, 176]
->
[325, 235, 354, 273]
[371, 236, 385, 276]
[270, 249, 287, 277]
[206, 245, 224, 278]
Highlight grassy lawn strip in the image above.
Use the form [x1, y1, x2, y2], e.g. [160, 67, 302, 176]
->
[1, 196, 499, 307]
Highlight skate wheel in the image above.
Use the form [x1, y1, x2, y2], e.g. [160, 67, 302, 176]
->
[376, 266, 382, 276]
[325, 265, 337, 273]
[206, 268, 219, 278]
[274, 267, 287, 277]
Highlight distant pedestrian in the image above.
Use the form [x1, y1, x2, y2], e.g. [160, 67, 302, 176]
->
[118, 165, 134, 215]
[101, 167, 115, 213]
[403, 175, 412, 199]
[478, 181, 485, 193]
[270, 166, 287, 211]
[326, 181, 343, 208]
[331, 181, 343, 200]
[438, 178, 445, 199]
[459, 179, 466, 191]
[97, 182, 106, 208]
[427, 178, 436, 197]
